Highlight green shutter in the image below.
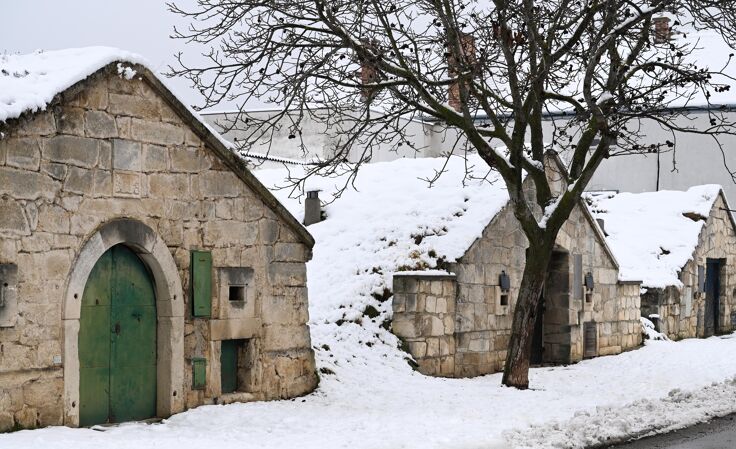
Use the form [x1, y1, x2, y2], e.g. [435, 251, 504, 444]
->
[190, 250, 212, 317]
[192, 357, 207, 390]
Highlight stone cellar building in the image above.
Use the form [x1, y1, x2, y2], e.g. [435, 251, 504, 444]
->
[0, 48, 317, 430]
[587, 186, 736, 340]
[391, 157, 643, 378]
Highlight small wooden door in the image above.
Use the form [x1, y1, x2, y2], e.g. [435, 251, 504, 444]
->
[79, 245, 157, 426]
[704, 259, 722, 337]
[221, 340, 241, 394]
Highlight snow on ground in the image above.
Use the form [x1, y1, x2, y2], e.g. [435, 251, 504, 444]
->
[585, 186, 722, 288]
[3, 157, 736, 449]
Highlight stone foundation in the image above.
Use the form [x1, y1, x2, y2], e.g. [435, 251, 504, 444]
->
[392, 274, 456, 377]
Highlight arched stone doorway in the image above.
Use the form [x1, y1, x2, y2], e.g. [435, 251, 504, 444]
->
[62, 219, 185, 426]
[79, 244, 157, 426]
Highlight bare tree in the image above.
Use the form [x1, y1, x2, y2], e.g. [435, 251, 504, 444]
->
[169, 0, 736, 388]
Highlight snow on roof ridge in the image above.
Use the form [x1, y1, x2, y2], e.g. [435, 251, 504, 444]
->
[586, 184, 723, 288]
[0, 46, 152, 122]
[0, 46, 237, 149]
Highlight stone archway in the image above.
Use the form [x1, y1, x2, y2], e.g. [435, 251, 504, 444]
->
[62, 219, 185, 426]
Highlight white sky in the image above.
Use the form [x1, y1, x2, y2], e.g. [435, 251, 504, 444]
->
[0, 0, 216, 109]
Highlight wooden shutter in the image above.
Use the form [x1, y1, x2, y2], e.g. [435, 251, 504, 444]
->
[573, 254, 583, 301]
[583, 321, 598, 358]
[192, 357, 207, 390]
[191, 250, 212, 317]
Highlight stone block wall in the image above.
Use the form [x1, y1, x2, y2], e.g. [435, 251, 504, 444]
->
[392, 274, 456, 377]
[0, 65, 317, 430]
[392, 199, 642, 378]
[651, 193, 736, 339]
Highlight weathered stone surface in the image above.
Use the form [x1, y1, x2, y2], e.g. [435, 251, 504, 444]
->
[84, 110, 117, 138]
[55, 107, 85, 135]
[193, 171, 240, 197]
[131, 118, 184, 145]
[5, 138, 41, 170]
[108, 93, 159, 119]
[204, 221, 259, 247]
[148, 173, 189, 199]
[142, 144, 168, 171]
[43, 135, 99, 168]
[16, 112, 56, 136]
[0, 167, 59, 201]
[64, 166, 95, 195]
[112, 139, 142, 171]
[169, 146, 207, 172]
[113, 171, 142, 196]
[0, 199, 29, 234]
[274, 243, 306, 262]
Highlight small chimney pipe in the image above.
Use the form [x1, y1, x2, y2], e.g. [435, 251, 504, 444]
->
[596, 218, 606, 235]
[304, 190, 322, 226]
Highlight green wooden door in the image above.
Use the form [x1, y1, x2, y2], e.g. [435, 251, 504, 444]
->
[79, 245, 157, 426]
[220, 340, 240, 394]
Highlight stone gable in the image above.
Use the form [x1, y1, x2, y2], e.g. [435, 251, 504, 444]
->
[0, 67, 317, 430]
[392, 159, 641, 378]
[644, 193, 736, 339]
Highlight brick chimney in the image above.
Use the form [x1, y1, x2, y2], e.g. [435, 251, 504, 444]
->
[360, 39, 380, 102]
[448, 33, 476, 112]
[653, 17, 671, 44]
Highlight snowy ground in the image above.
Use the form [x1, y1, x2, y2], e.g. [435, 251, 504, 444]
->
[4, 157, 736, 448]
[4, 336, 736, 449]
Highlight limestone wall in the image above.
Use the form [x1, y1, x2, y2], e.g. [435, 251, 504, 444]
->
[0, 66, 317, 430]
[392, 199, 642, 378]
[448, 203, 640, 377]
[392, 274, 456, 377]
[653, 194, 736, 339]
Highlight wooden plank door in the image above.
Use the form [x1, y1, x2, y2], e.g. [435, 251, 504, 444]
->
[109, 245, 157, 423]
[704, 259, 721, 337]
[221, 340, 240, 394]
[79, 251, 113, 426]
[79, 245, 156, 426]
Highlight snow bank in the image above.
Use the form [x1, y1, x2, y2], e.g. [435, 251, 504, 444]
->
[585, 185, 722, 288]
[0, 47, 149, 122]
[641, 317, 669, 341]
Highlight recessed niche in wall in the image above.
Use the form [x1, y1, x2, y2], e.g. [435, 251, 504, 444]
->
[0, 263, 18, 328]
[229, 285, 246, 302]
[218, 267, 255, 314]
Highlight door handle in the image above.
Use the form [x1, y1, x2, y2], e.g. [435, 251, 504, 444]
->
[113, 322, 121, 335]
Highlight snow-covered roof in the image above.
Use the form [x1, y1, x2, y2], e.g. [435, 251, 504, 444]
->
[0, 46, 315, 247]
[0, 47, 152, 123]
[586, 185, 724, 288]
[257, 155, 512, 269]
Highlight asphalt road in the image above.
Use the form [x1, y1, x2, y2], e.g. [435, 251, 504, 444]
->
[605, 414, 736, 448]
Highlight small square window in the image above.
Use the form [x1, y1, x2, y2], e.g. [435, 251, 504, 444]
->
[229, 285, 246, 302]
[500, 293, 509, 306]
[585, 292, 593, 303]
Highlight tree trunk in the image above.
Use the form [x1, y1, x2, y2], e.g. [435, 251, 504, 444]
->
[501, 241, 554, 389]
